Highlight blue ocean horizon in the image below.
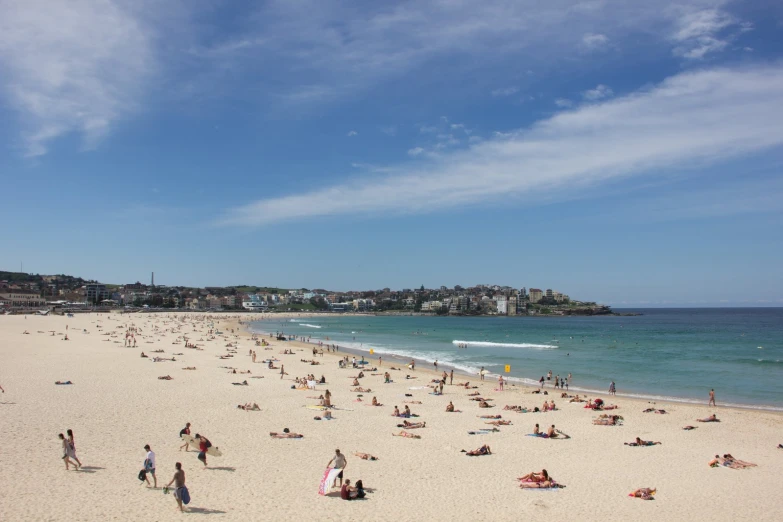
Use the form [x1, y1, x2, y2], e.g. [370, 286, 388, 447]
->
[250, 308, 783, 411]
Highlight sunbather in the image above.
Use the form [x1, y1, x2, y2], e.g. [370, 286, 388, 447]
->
[547, 425, 570, 439]
[392, 431, 421, 439]
[353, 452, 378, 461]
[697, 414, 719, 422]
[486, 420, 511, 426]
[518, 469, 549, 483]
[158, 375, 173, 380]
[625, 437, 661, 446]
[55, 380, 73, 385]
[398, 420, 426, 429]
[269, 431, 303, 439]
[593, 415, 622, 426]
[479, 415, 502, 419]
[462, 444, 491, 456]
[232, 380, 249, 386]
[629, 487, 656, 500]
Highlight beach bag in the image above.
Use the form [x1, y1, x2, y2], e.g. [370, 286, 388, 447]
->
[138, 469, 147, 482]
[179, 486, 191, 505]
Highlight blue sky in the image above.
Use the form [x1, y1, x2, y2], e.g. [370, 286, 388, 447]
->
[1, 0, 783, 306]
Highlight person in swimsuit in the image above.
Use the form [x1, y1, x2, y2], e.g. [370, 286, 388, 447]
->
[625, 437, 661, 446]
[518, 469, 549, 482]
[165, 462, 187, 512]
[327, 449, 347, 487]
[462, 445, 491, 456]
[353, 452, 378, 461]
[709, 389, 716, 407]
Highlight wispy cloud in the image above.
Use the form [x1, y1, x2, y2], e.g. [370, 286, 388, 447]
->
[555, 98, 573, 108]
[671, 8, 747, 59]
[581, 33, 609, 51]
[219, 65, 783, 226]
[380, 125, 397, 136]
[347, 130, 358, 137]
[407, 147, 425, 156]
[491, 86, 519, 97]
[583, 84, 613, 100]
[0, 1, 157, 156]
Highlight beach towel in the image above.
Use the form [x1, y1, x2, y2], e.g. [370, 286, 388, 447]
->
[178, 486, 191, 505]
[307, 380, 317, 389]
[526, 433, 549, 438]
[318, 468, 343, 495]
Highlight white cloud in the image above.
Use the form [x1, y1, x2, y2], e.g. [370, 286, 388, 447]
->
[407, 147, 425, 156]
[0, 1, 157, 156]
[419, 125, 437, 134]
[583, 84, 613, 100]
[555, 98, 573, 108]
[581, 33, 609, 51]
[219, 65, 783, 226]
[347, 130, 358, 136]
[491, 86, 519, 97]
[671, 8, 743, 59]
[380, 125, 397, 136]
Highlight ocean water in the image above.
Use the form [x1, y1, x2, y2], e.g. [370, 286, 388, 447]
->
[250, 308, 783, 411]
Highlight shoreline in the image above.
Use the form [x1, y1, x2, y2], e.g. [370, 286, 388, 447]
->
[244, 319, 783, 415]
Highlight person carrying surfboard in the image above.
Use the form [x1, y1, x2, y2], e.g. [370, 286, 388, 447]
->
[195, 434, 211, 467]
[179, 423, 192, 452]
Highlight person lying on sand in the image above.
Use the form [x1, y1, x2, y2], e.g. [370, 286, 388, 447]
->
[403, 400, 422, 405]
[55, 381, 74, 385]
[237, 403, 260, 411]
[625, 437, 661, 446]
[518, 469, 549, 483]
[461, 444, 491, 456]
[629, 487, 656, 500]
[353, 452, 378, 461]
[182, 367, 196, 370]
[470, 397, 492, 402]
[519, 480, 558, 489]
[398, 420, 426, 429]
[683, 425, 697, 430]
[140, 352, 148, 358]
[593, 415, 622, 426]
[479, 401, 493, 408]
[232, 380, 249, 386]
[486, 420, 512, 426]
[392, 431, 421, 439]
[352, 387, 371, 393]
[467, 392, 480, 396]
[711, 454, 757, 469]
[697, 414, 719, 422]
[643, 408, 667, 414]
[270, 430, 303, 439]
[158, 375, 173, 380]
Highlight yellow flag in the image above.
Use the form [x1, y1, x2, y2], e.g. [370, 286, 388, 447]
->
[370, 349, 374, 355]
[505, 365, 511, 373]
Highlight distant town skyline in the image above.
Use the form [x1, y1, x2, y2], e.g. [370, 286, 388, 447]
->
[1, 2, 782, 306]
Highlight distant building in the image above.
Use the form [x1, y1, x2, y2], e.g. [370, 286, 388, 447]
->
[508, 296, 518, 315]
[0, 289, 46, 308]
[85, 284, 109, 304]
[528, 288, 543, 303]
[545, 289, 554, 299]
[496, 295, 507, 315]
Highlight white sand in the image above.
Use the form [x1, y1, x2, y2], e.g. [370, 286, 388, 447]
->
[1, 312, 782, 521]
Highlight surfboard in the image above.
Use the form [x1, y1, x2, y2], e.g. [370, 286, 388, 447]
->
[181, 435, 222, 457]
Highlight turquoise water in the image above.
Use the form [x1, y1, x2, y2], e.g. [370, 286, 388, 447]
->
[250, 308, 783, 411]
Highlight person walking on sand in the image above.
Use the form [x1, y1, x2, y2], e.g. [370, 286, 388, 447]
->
[709, 389, 716, 407]
[59, 433, 79, 470]
[480, 367, 485, 381]
[498, 374, 504, 391]
[143, 444, 157, 488]
[327, 448, 347, 488]
[450, 370, 454, 385]
[609, 381, 616, 396]
[66, 429, 82, 469]
[165, 462, 187, 512]
[280, 364, 285, 379]
[179, 422, 192, 451]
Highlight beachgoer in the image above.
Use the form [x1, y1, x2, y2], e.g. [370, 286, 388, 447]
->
[462, 444, 491, 456]
[446, 401, 455, 412]
[709, 389, 716, 407]
[609, 381, 616, 395]
[327, 449, 347, 487]
[353, 452, 378, 461]
[449, 370, 454, 385]
[66, 429, 82, 468]
[625, 437, 661, 447]
[340, 479, 357, 500]
[480, 367, 485, 381]
[195, 434, 209, 466]
[630, 487, 656, 500]
[697, 414, 719, 422]
[498, 374, 504, 391]
[144, 444, 157, 488]
[179, 423, 192, 451]
[518, 469, 549, 483]
[165, 462, 187, 512]
[59, 433, 78, 470]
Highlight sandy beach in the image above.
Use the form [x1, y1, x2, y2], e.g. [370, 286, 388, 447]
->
[1, 311, 782, 521]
